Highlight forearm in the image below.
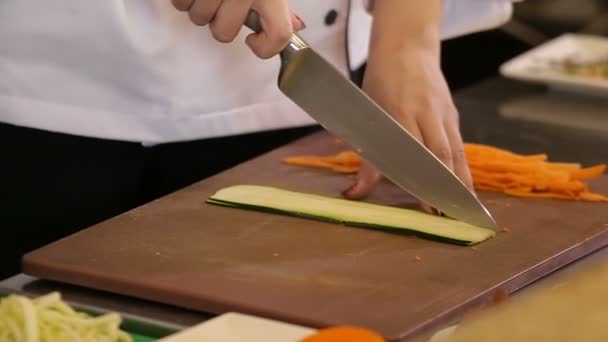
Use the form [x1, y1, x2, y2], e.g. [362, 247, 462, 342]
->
[368, 0, 442, 60]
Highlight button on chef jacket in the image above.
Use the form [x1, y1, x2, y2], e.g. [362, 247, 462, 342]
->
[0, 0, 517, 145]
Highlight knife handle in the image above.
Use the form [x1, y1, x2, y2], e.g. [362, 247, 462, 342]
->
[243, 10, 308, 59]
[244, 11, 262, 33]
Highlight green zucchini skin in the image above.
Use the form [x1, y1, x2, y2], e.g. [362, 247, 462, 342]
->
[207, 186, 495, 246]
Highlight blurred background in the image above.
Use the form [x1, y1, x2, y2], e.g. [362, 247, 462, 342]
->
[442, 0, 608, 89]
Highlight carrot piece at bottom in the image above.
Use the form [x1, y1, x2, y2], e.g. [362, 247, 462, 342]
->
[300, 326, 385, 342]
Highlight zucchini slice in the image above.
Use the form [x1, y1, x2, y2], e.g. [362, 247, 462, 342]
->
[207, 185, 495, 245]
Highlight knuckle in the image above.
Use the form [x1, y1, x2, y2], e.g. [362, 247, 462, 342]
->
[415, 96, 436, 113]
[275, 27, 293, 43]
[269, 25, 293, 47]
[447, 104, 460, 120]
[433, 145, 452, 162]
[251, 46, 272, 59]
[171, 0, 192, 11]
[211, 28, 236, 43]
[188, 10, 212, 26]
[452, 147, 467, 163]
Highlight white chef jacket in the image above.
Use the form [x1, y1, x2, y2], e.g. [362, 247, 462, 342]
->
[0, 0, 515, 144]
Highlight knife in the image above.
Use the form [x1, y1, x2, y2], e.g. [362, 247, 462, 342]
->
[244, 12, 498, 230]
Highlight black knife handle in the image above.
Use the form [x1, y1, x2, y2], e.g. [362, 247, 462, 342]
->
[244, 11, 262, 33]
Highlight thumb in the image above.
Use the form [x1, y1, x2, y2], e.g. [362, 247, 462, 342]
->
[342, 160, 383, 200]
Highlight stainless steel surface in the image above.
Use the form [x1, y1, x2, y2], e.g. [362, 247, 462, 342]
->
[244, 11, 497, 230]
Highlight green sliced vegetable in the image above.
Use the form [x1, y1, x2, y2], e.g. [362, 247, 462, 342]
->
[0, 292, 132, 342]
[207, 185, 495, 245]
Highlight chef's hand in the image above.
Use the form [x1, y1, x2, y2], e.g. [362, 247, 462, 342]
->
[342, 0, 475, 213]
[171, 0, 304, 59]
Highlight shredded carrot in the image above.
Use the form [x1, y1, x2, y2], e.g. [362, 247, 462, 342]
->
[283, 143, 608, 202]
[571, 165, 607, 180]
[415, 255, 423, 261]
[300, 326, 385, 342]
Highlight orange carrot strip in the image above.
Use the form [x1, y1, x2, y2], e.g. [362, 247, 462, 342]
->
[546, 162, 582, 171]
[300, 326, 385, 342]
[283, 158, 338, 170]
[547, 181, 588, 194]
[578, 192, 608, 202]
[504, 189, 573, 200]
[570, 164, 607, 180]
[285, 144, 608, 203]
[331, 165, 359, 174]
[331, 151, 362, 166]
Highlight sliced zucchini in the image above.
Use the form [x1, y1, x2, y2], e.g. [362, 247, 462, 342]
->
[207, 185, 495, 245]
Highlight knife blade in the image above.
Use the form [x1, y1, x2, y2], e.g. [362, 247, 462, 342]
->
[244, 13, 498, 230]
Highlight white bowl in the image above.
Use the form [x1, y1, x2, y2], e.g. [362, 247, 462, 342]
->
[159, 313, 316, 342]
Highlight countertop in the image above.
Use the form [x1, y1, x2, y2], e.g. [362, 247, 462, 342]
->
[3, 76, 608, 339]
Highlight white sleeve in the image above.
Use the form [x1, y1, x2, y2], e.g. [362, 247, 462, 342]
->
[441, 0, 519, 40]
[348, 0, 519, 69]
[363, 0, 516, 38]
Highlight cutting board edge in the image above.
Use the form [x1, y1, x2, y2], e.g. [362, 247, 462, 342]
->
[22, 228, 608, 342]
[21, 253, 337, 329]
[400, 228, 608, 342]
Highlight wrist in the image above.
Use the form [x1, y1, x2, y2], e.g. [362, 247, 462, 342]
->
[368, 0, 442, 60]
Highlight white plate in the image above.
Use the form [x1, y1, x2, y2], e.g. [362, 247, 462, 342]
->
[158, 313, 316, 342]
[500, 33, 608, 96]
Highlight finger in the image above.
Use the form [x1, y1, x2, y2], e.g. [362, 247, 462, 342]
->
[397, 117, 436, 213]
[391, 116, 436, 214]
[445, 113, 475, 193]
[172, 0, 194, 11]
[290, 11, 306, 31]
[209, 0, 254, 43]
[342, 160, 383, 200]
[188, 0, 222, 26]
[418, 112, 454, 173]
[246, 1, 293, 58]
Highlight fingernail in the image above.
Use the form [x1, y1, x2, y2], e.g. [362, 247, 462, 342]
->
[295, 14, 306, 30]
[342, 182, 358, 197]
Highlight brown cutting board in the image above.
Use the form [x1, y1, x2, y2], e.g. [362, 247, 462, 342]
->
[23, 132, 608, 341]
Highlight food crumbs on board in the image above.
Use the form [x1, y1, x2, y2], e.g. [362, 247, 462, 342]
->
[471, 246, 479, 251]
[501, 226, 512, 233]
[273, 253, 279, 257]
[505, 202, 512, 207]
[356, 148, 363, 153]
[415, 255, 423, 262]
